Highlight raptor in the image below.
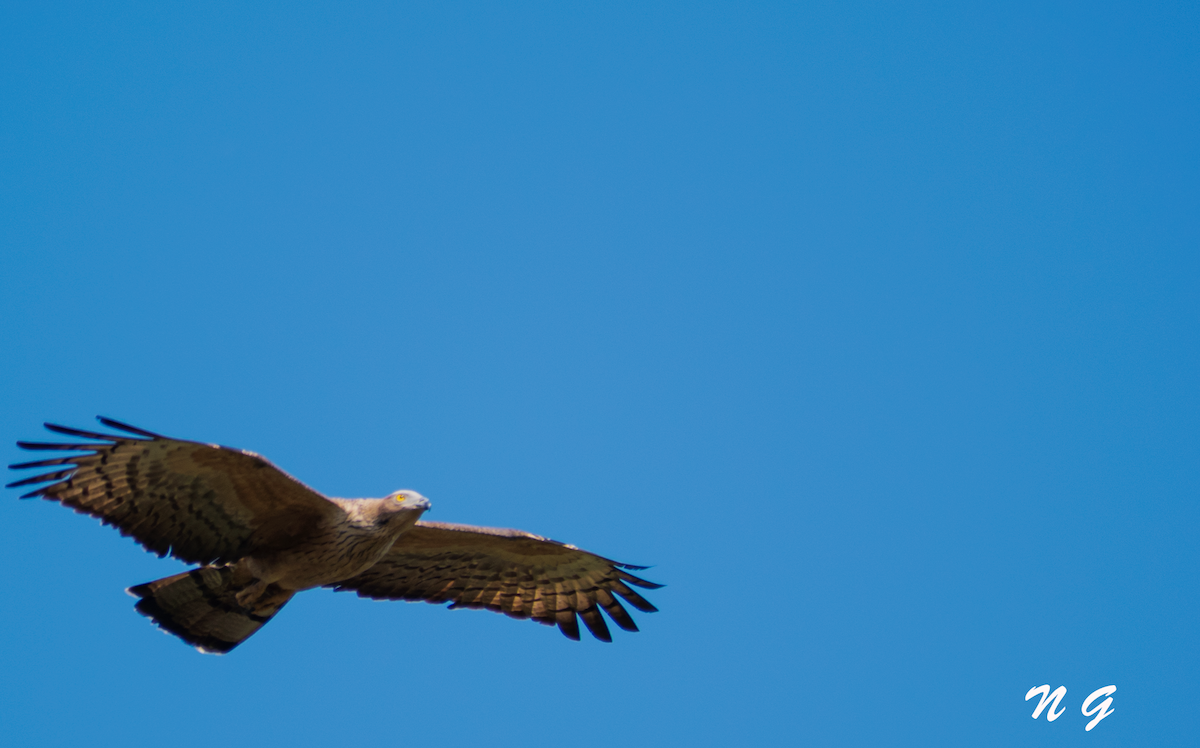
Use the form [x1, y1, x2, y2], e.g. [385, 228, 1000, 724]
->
[8, 418, 660, 653]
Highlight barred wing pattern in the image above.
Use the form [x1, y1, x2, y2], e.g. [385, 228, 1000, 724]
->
[332, 521, 662, 642]
[7, 418, 342, 565]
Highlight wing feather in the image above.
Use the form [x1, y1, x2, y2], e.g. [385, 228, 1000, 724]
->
[7, 418, 343, 564]
[609, 579, 658, 613]
[578, 604, 612, 642]
[594, 588, 638, 632]
[331, 520, 661, 641]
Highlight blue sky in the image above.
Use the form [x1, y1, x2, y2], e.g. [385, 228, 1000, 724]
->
[1, 3, 1196, 746]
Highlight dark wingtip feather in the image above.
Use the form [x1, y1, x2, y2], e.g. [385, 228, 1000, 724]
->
[578, 606, 613, 642]
[598, 595, 639, 632]
[556, 612, 581, 641]
[9, 456, 83, 470]
[612, 581, 659, 613]
[6, 470, 71, 488]
[618, 569, 664, 590]
[96, 417, 161, 438]
[42, 423, 121, 441]
[15, 441, 108, 451]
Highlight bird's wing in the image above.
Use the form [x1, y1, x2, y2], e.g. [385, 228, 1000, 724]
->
[7, 417, 343, 565]
[330, 520, 662, 641]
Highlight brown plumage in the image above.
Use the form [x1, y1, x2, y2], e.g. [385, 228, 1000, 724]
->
[335, 522, 660, 642]
[8, 417, 661, 653]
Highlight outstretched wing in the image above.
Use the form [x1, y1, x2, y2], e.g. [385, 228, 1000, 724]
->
[331, 520, 662, 642]
[7, 417, 343, 565]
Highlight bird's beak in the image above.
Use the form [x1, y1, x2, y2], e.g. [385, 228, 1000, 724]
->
[398, 495, 431, 513]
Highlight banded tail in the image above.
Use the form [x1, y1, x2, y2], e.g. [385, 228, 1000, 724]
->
[128, 567, 292, 654]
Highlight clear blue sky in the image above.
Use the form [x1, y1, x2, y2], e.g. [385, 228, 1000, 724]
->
[2, 3, 1196, 746]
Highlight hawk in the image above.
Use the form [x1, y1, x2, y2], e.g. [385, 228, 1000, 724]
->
[7, 417, 660, 653]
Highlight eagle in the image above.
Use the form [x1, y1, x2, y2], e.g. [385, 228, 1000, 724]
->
[7, 417, 660, 653]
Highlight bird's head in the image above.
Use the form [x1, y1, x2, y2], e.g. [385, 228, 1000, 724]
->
[379, 489, 430, 529]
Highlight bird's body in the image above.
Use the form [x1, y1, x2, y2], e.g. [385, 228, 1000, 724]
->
[242, 495, 430, 594]
[8, 418, 660, 653]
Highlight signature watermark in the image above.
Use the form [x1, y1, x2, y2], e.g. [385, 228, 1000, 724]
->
[1025, 684, 1116, 731]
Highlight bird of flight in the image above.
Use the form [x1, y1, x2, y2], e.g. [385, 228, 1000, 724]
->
[7, 417, 660, 653]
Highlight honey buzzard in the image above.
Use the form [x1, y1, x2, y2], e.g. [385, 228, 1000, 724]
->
[7, 418, 660, 653]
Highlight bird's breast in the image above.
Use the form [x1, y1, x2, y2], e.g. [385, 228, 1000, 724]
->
[253, 521, 405, 591]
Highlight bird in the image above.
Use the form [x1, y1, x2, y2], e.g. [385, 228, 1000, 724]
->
[7, 417, 660, 653]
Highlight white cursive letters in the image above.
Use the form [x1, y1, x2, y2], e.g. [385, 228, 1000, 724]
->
[1081, 686, 1116, 732]
[1025, 684, 1068, 721]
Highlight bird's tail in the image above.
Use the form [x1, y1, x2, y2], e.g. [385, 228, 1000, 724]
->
[127, 566, 293, 654]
